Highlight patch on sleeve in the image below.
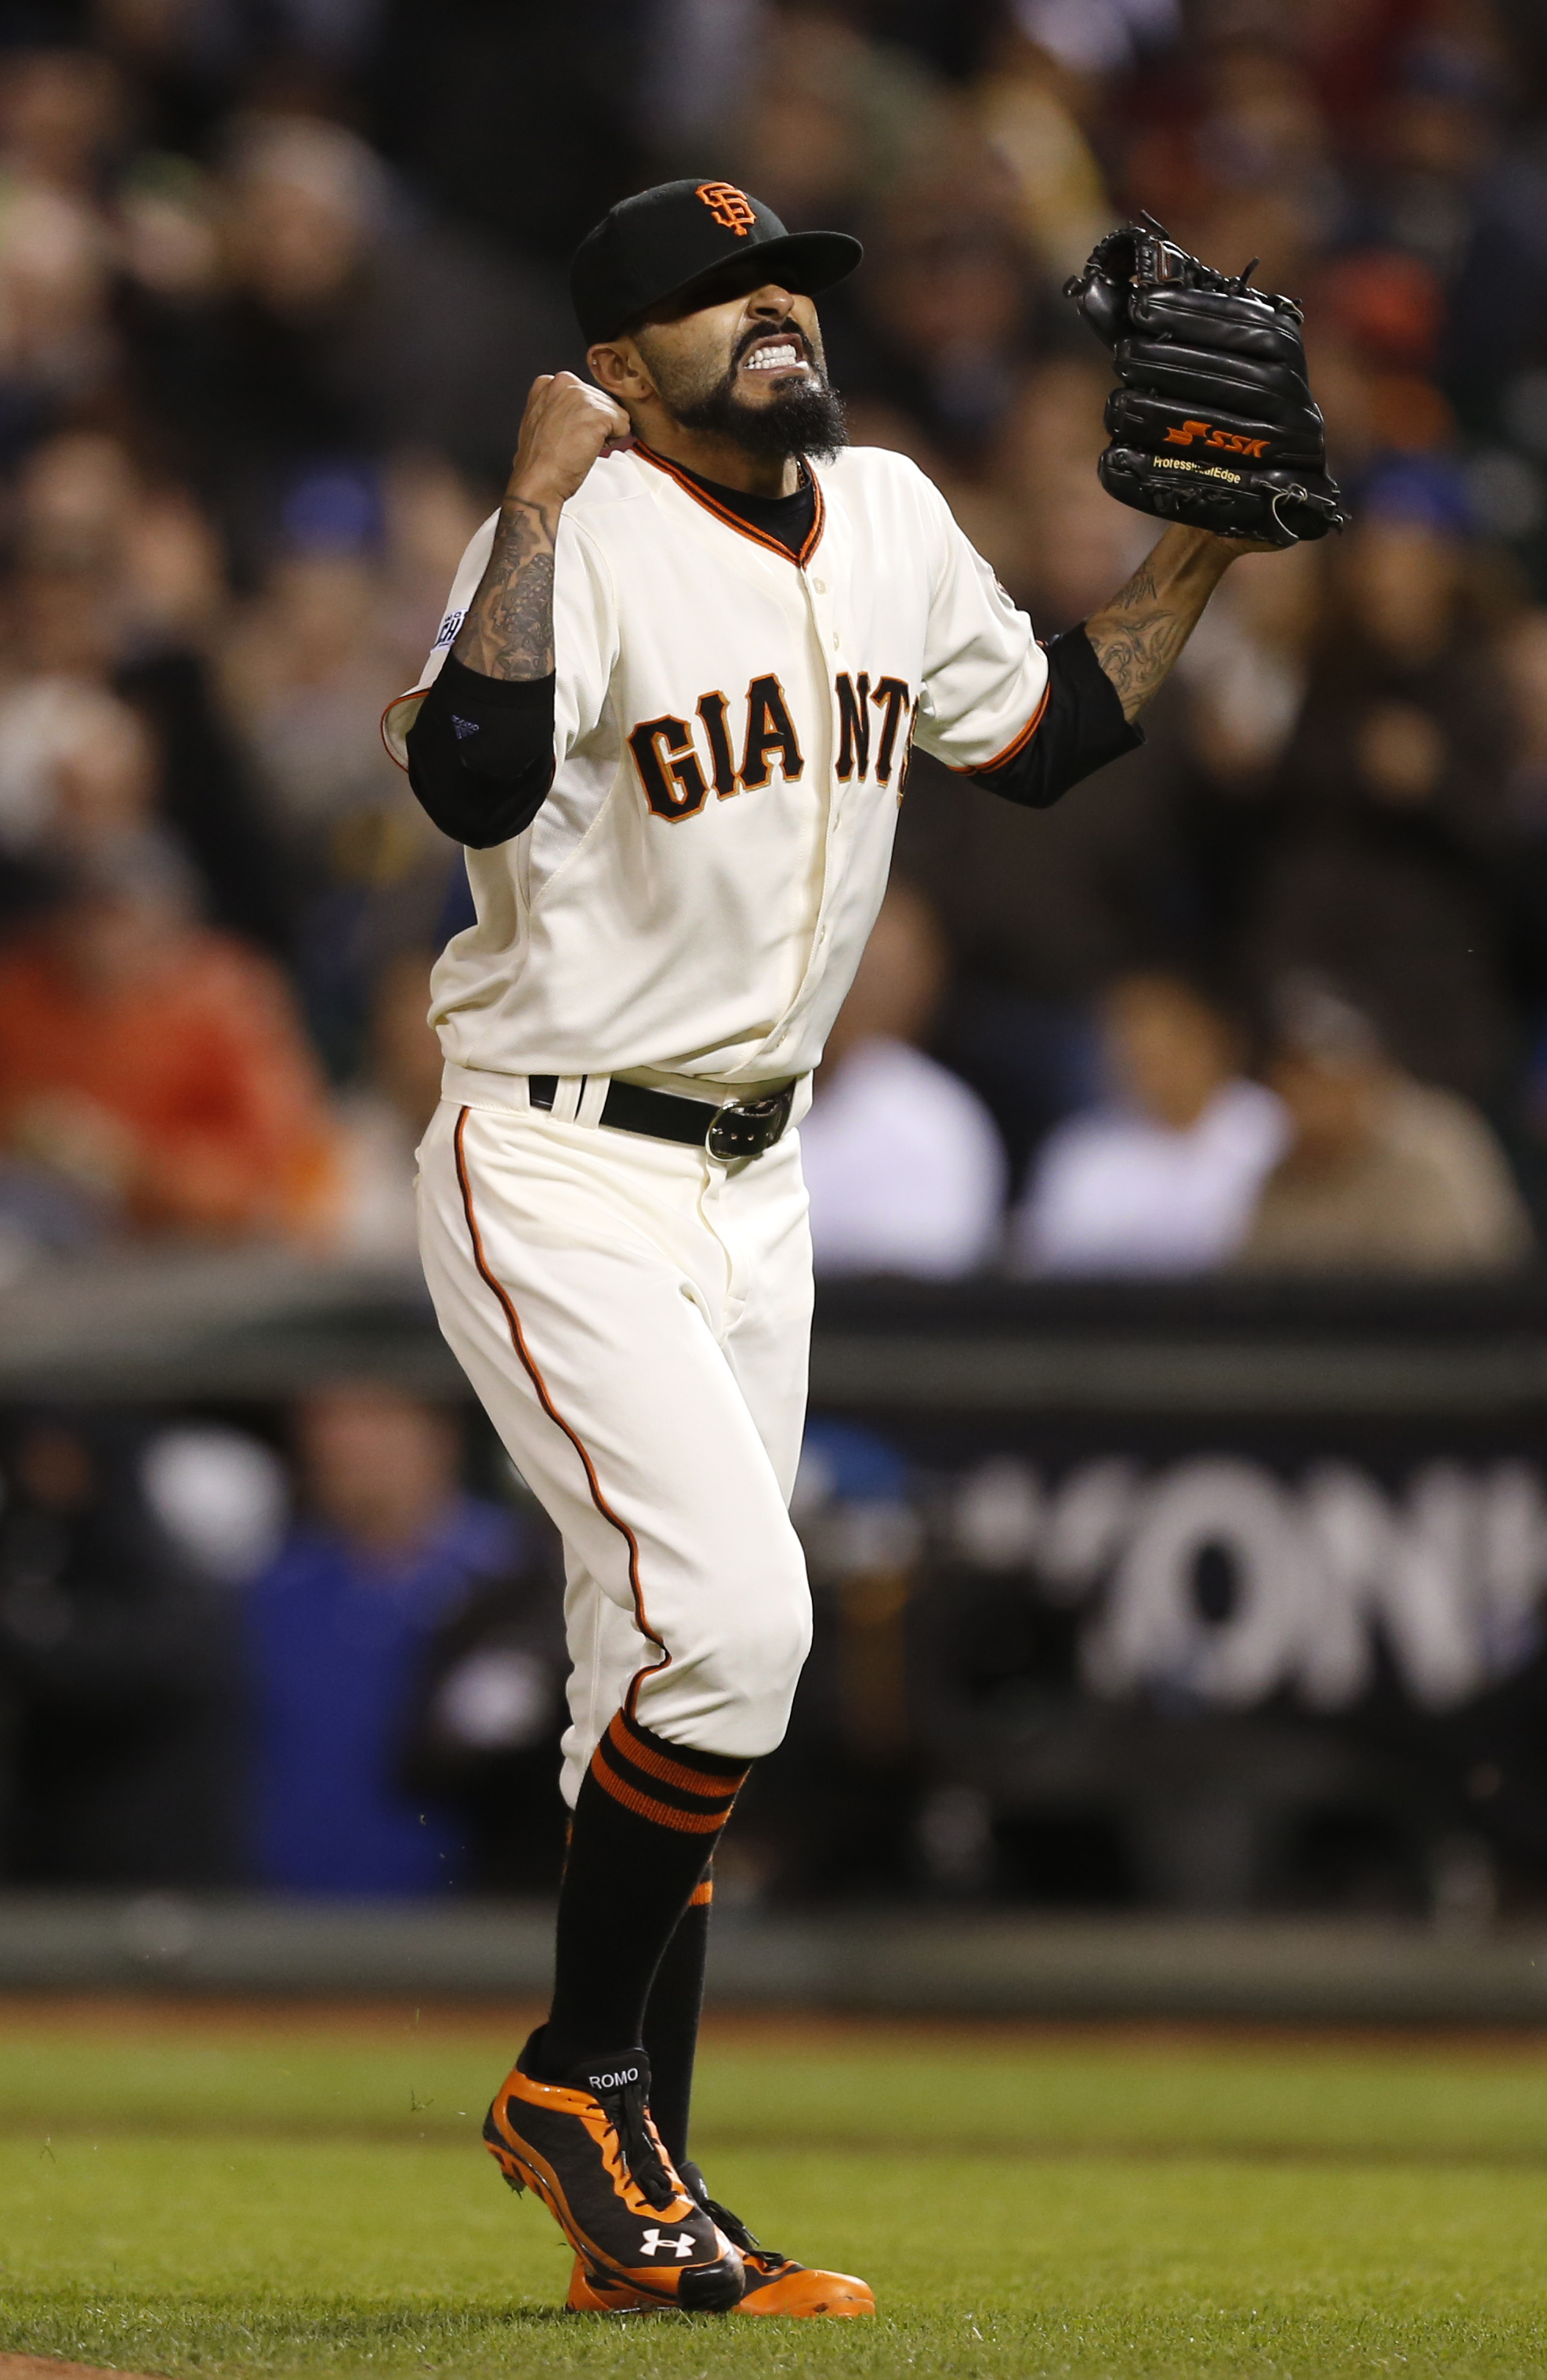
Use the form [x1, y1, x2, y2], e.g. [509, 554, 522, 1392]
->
[434, 608, 466, 649]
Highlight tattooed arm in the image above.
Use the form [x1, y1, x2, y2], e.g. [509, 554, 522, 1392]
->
[454, 370, 629, 681]
[454, 495, 559, 679]
[1084, 525, 1251, 725]
[955, 527, 1254, 817]
[404, 372, 629, 844]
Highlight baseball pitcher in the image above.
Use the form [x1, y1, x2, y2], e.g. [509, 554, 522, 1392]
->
[383, 182, 1342, 2316]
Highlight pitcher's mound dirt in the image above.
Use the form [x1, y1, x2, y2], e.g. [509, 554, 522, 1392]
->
[0, 2360, 162, 2380]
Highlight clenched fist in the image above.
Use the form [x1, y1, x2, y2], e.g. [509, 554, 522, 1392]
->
[455, 372, 629, 680]
[508, 372, 632, 514]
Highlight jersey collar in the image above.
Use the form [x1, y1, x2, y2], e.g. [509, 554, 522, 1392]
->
[633, 444, 826, 570]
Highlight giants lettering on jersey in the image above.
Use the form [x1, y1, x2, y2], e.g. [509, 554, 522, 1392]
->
[628, 671, 913, 822]
[397, 444, 1052, 1088]
[834, 673, 911, 785]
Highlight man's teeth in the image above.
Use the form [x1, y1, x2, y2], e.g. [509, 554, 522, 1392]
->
[745, 343, 801, 369]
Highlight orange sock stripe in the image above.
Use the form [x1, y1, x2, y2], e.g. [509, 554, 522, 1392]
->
[687, 1878, 714, 1907]
[591, 1744, 731, 1834]
[607, 1714, 749, 1801]
[599, 1744, 740, 1823]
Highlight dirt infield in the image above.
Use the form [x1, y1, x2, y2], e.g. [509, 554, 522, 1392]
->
[0, 2360, 161, 2380]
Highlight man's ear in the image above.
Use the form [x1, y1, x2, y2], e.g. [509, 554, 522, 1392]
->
[588, 336, 654, 405]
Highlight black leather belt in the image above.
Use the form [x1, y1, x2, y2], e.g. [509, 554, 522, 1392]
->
[528, 1075, 794, 1161]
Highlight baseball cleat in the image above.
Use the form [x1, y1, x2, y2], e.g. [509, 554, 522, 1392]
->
[484, 2034, 745, 2311]
[564, 2160, 875, 2317]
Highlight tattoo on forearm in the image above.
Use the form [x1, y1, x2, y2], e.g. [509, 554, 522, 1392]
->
[453, 498, 556, 680]
[1085, 561, 1202, 725]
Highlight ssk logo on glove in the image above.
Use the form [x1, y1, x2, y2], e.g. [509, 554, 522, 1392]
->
[1164, 418, 1269, 459]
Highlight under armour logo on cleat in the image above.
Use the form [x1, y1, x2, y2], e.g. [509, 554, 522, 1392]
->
[639, 2228, 694, 2259]
[451, 715, 480, 738]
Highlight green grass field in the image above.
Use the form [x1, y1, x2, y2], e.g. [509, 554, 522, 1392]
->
[2, 2000, 1547, 2378]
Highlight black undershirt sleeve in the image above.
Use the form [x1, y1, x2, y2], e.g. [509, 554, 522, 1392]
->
[404, 652, 557, 849]
[970, 622, 1143, 809]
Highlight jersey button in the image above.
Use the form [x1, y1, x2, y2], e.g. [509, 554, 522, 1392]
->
[831, 633, 839, 651]
[813, 578, 827, 592]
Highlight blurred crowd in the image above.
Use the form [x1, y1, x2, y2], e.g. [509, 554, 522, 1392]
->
[0, 0, 1545, 1283]
[0, 1391, 568, 1892]
[9, 1384, 1547, 1920]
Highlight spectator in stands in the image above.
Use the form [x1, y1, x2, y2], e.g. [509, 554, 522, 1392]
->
[1013, 972, 1288, 1275]
[0, 180, 118, 468]
[219, 515, 451, 1071]
[0, 680, 152, 920]
[0, 1409, 243, 1885]
[127, 112, 572, 542]
[801, 880, 1005, 1278]
[971, 16, 1111, 285]
[0, 836, 336, 1246]
[842, 185, 1038, 464]
[219, 536, 426, 859]
[243, 1384, 563, 1895]
[400, 1558, 571, 1896]
[1174, 542, 1323, 791]
[0, 431, 295, 954]
[1241, 977, 1531, 1274]
[0, 45, 126, 201]
[1237, 465, 1523, 1108]
[710, 6, 960, 238]
[0, 47, 129, 468]
[13, 428, 229, 653]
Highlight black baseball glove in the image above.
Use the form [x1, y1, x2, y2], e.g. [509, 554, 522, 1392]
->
[1064, 221, 1348, 548]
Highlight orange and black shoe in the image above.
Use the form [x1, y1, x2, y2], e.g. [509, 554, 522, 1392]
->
[484, 2034, 745, 2312]
[566, 2160, 875, 2318]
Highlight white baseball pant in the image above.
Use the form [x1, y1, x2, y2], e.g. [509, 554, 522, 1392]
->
[415, 1080, 815, 1808]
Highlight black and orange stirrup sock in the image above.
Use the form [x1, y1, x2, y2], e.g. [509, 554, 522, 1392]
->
[538, 1709, 747, 2076]
[640, 1870, 713, 2170]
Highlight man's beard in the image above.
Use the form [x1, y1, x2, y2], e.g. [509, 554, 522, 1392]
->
[674, 370, 849, 464]
[645, 325, 849, 463]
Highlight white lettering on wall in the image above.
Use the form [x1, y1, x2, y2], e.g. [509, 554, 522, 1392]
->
[948, 1457, 1547, 1712]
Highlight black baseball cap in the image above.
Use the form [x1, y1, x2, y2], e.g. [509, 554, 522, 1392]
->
[570, 178, 863, 347]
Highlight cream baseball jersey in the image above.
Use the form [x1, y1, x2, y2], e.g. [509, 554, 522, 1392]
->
[384, 442, 1049, 1090]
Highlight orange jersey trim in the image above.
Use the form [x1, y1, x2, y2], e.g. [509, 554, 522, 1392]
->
[633, 445, 826, 571]
[951, 677, 1052, 776]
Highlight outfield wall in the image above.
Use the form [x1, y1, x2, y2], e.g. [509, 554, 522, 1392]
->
[5, 1255, 1547, 1927]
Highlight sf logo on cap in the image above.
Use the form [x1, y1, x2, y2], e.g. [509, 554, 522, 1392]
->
[697, 181, 755, 237]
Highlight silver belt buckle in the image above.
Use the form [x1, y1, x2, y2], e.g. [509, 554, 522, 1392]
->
[706, 1089, 791, 1163]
